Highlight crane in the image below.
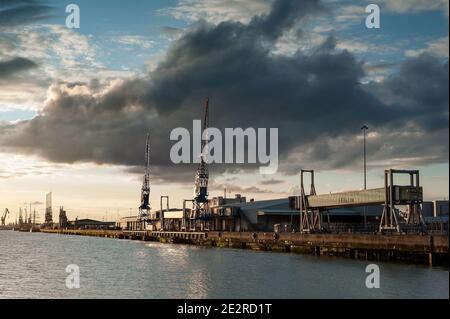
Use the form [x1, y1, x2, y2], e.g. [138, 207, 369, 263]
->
[138, 133, 151, 227]
[1, 208, 9, 226]
[189, 99, 211, 231]
[18, 208, 23, 226]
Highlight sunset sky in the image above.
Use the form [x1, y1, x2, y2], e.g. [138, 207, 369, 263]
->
[1, 0, 448, 222]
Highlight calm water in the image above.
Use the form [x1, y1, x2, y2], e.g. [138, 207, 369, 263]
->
[0, 231, 448, 299]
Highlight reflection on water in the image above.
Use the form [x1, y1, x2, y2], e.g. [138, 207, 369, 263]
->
[0, 231, 448, 299]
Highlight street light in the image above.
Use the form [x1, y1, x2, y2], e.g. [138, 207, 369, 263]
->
[361, 125, 369, 190]
[361, 125, 369, 230]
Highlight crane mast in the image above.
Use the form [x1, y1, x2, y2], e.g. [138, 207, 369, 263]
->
[138, 133, 151, 225]
[18, 208, 23, 226]
[1, 208, 9, 226]
[190, 99, 211, 231]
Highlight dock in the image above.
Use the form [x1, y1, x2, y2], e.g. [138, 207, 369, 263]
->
[39, 229, 449, 267]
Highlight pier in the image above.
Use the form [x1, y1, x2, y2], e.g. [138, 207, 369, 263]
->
[39, 229, 449, 267]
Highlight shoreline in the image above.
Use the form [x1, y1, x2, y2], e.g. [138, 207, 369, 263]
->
[33, 229, 450, 267]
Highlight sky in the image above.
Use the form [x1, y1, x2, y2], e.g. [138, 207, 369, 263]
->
[0, 0, 448, 222]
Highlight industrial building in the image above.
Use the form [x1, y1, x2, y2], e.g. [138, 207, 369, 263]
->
[206, 197, 383, 233]
[116, 195, 384, 233]
[161, 209, 184, 231]
[116, 197, 448, 234]
[433, 200, 449, 217]
[410, 200, 449, 218]
[117, 209, 185, 231]
[421, 201, 434, 217]
[126, 101, 434, 235]
[72, 218, 115, 230]
[208, 194, 247, 231]
[116, 216, 141, 230]
[418, 200, 449, 233]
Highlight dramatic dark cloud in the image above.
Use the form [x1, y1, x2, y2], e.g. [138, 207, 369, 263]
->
[210, 181, 274, 194]
[0, 0, 53, 27]
[0, 1, 50, 82]
[161, 26, 184, 39]
[369, 54, 449, 131]
[0, 0, 448, 183]
[260, 178, 284, 185]
[0, 57, 37, 78]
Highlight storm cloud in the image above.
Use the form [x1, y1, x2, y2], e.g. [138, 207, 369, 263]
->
[0, 0, 53, 27]
[0, 57, 37, 78]
[0, 0, 448, 183]
[0, 1, 50, 90]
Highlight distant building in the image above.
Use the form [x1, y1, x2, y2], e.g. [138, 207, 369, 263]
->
[59, 206, 68, 229]
[45, 192, 53, 224]
[116, 216, 140, 230]
[161, 209, 184, 231]
[411, 200, 449, 218]
[208, 197, 383, 232]
[116, 209, 186, 231]
[421, 201, 434, 217]
[434, 200, 449, 217]
[210, 194, 246, 207]
[229, 198, 291, 231]
[73, 218, 115, 229]
[209, 194, 247, 231]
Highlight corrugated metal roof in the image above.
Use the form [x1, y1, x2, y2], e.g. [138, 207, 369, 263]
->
[256, 206, 383, 217]
[307, 188, 386, 208]
[225, 198, 287, 209]
[75, 219, 115, 225]
[257, 209, 298, 215]
[117, 216, 139, 222]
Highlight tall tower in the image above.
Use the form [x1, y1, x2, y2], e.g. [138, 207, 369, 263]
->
[45, 192, 53, 224]
[138, 134, 151, 223]
[18, 208, 23, 226]
[190, 99, 210, 231]
[59, 206, 68, 229]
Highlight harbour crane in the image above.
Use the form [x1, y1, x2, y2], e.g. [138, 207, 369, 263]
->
[138, 133, 151, 228]
[189, 99, 211, 231]
[1, 208, 9, 226]
[18, 208, 23, 226]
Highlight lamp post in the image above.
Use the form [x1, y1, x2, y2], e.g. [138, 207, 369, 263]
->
[361, 125, 368, 190]
[361, 125, 369, 229]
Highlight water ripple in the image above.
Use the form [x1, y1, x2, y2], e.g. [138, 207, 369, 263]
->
[0, 231, 448, 299]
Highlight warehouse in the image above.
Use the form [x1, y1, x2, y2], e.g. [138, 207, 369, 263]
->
[210, 197, 383, 232]
[116, 216, 141, 230]
[72, 218, 115, 230]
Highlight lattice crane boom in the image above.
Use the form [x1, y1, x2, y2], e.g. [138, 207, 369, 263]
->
[194, 99, 209, 203]
[1, 208, 9, 226]
[190, 99, 211, 231]
[138, 133, 151, 222]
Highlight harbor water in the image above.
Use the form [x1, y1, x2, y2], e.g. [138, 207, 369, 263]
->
[0, 231, 448, 299]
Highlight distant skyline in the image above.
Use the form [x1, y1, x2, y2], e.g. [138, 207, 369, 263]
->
[1, 0, 448, 221]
